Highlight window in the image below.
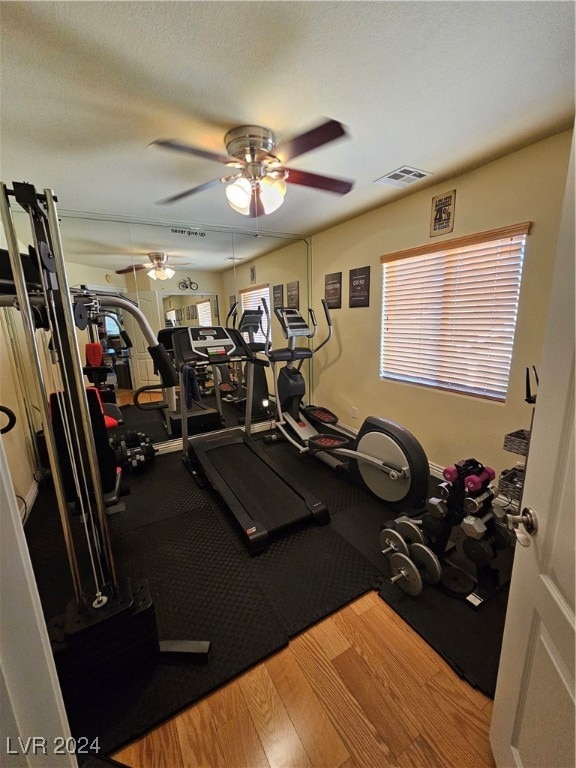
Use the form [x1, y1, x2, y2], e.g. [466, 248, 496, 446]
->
[240, 284, 271, 345]
[380, 223, 531, 401]
[197, 300, 212, 326]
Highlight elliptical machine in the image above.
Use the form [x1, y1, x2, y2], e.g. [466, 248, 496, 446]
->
[263, 298, 429, 514]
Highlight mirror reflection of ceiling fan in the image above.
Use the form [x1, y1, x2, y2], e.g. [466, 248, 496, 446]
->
[116, 252, 178, 280]
[152, 118, 354, 217]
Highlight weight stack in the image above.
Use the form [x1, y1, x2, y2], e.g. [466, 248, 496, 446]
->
[48, 578, 158, 704]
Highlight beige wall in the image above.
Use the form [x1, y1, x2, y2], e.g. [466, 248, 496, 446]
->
[222, 238, 309, 334]
[309, 130, 573, 476]
[0, 313, 35, 509]
[222, 239, 310, 389]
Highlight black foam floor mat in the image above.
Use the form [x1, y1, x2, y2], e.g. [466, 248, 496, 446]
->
[69, 504, 288, 755]
[25, 450, 380, 755]
[246, 521, 381, 636]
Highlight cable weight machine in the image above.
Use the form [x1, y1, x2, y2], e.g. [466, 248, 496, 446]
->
[0, 181, 210, 704]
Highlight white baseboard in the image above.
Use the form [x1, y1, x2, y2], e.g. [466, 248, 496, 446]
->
[428, 462, 445, 479]
[21, 480, 39, 523]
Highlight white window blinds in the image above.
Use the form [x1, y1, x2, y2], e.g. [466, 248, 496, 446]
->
[197, 300, 212, 326]
[240, 284, 270, 345]
[380, 224, 530, 401]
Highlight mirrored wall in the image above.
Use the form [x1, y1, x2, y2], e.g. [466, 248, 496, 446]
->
[8, 209, 310, 446]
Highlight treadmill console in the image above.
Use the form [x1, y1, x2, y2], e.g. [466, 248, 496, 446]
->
[274, 307, 311, 338]
[187, 326, 246, 364]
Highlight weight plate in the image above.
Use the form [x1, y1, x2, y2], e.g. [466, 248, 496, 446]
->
[389, 552, 423, 596]
[380, 528, 409, 557]
[73, 301, 88, 330]
[409, 543, 442, 585]
[396, 519, 425, 546]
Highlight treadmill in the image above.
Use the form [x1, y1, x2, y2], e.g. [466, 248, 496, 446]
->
[174, 321, 329, 554]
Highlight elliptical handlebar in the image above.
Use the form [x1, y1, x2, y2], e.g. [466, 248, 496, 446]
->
[311, 299, 333, 353]
[226, 299, 238, 329]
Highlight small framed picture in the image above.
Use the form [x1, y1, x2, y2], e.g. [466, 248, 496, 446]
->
[250, 265, 256, 284]
[430, 189, 456, 236]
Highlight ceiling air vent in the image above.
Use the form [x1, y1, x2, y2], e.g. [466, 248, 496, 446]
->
[375, 166, 432, 188]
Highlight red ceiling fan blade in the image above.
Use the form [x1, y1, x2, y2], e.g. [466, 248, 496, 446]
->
[151, 139, 236, 165]
[275, 119, 347, 163]
[156, 177, 224, 205]
[286, 168, 354, 195]
[115, 264, 147, 275]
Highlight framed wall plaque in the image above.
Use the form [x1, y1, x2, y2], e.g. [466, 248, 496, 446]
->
[286, 280, 300, 309]
[349, 266, 370, 308]
[324, 272, 342, 309]
[273, 284, 284, 309]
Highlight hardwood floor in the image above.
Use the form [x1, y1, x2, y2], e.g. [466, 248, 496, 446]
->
[113, 592, 496, 768]
[115, 388, 163, 407]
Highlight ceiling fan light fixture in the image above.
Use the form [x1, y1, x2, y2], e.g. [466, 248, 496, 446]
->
[259, 175, 287, 214]
[226, 175, 286, 216]
[147, 265, 175, 280]
[226, 176, 253, 215]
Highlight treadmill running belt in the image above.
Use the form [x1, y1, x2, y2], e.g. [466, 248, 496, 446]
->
[206, 442, 313, 530]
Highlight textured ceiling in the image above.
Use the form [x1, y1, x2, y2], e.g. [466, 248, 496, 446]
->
[1, 1, 574, 272]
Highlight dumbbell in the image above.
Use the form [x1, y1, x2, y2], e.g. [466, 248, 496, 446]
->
[464, 467, 495, 493]
[109, 436, 129, 466]
[461, 511, 495, 539]
[462, 525, 511, 566]
[394, 518, 426, 546]
[379, 528, 410, 557]
[140, 442, 157, 462]
[388, 543, 442, 596]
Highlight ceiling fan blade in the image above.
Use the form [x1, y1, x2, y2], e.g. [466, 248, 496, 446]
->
[152, 139, 236, 165]
[156, 177, 223, 205]
[275, 119, 347, 163]
[286, 168, 354, 195]
[115, 264, 147, 275]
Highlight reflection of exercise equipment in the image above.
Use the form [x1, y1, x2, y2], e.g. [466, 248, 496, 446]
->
[1, 180, 210, 702]
[263, 299, 430, 513]
[182, 324, 329, 553]
[50, 388, 127, 514]
[0, 405, 17, 434]
[387, 458, 514, 607]
[225, 302, 271, 422]
[134, 326, 223, 437]
[109, 430, 157, 473]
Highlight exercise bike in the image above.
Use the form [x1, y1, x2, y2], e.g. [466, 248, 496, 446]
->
[262, 298, 429, 514]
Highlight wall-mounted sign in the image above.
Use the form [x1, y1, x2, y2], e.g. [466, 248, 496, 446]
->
[273, 284, 284, 309]
[287, 280, 300, 309]
[170, 227, 206, 238]
[430, 189, 456, 236]
[324, 272, 342, 309]
[349, 266, 370, 308]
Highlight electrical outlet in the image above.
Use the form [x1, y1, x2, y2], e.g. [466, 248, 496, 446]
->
[352, 407, 358, 419]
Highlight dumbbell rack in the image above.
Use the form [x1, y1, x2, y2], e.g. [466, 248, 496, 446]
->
[381, 458, 516, 608]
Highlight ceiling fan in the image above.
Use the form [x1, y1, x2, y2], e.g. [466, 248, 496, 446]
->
[116, 252, 175, 280]
[152, 118, 354, 217]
